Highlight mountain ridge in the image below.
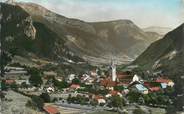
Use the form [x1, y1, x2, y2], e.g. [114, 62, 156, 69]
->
[133, 23, 184, 77]
[15, 2, 159, 65]
[143, 26, 172, 35]
[2, 2, 161, 65]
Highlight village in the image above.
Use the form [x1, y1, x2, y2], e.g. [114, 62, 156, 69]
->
[0, 60, 175, 114]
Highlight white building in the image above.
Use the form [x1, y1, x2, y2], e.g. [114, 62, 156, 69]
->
[67, 74, 76, 82]
[132, 74, 139, 82]
[46, 87, 55, 93]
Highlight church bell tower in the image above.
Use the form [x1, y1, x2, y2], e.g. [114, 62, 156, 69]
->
[111, 59, 117, 82]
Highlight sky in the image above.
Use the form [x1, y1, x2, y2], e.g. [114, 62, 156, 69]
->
[1, 0, 184, 28]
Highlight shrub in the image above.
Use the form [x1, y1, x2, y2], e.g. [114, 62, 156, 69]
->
[133, 108, 146, 114]
[40, 93, 51, 103]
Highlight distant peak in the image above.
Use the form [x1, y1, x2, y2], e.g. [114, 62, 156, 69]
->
[6, 0, 15, 3]
[5, 0, 16, 5]
[90, 19, 134, 25]
[110, 19, 133, 23]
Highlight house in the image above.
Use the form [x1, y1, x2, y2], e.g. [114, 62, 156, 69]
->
[116, 73, 133, 84]
[130, 83, 148, 94]
[5, 79, 15, 85]
[90, 69, 98, 77]
[144, 82, 161, 92]
[55, 77, 63, 82]
[81, 74, 94, 85]
[135, 84, 148, 94]
[160, 83, 167, 89]
[15, 79, 30, 85]
[67, 74, 76, 82]
[44, 71, 57, 77]
[70, 84, 80, 90]
[156, 78, 174, 87]
[94, 95, 106, 104]
[123, 89, 129, 94]
[85, 78, 94, 85]
[43, 105, 60, 114]
[117, 82, 130, 88]
[5, 66, 28, 80]
[100, 79, 116, 90]
[149, 87, 161, 92]
[46, 87, 55, 93]
[106, 90, 122, 98]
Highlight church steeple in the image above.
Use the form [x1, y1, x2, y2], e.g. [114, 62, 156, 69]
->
[111, 58, 117, 82]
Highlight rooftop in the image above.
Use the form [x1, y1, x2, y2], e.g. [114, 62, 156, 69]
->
[43, 105, 60, 114]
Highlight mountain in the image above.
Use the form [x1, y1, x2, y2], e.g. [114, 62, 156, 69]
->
[133, 23, 184, 86]
[1, 3, 85, 69]
[143, 26, 172, 35]
[145, 31, 163, 42]
[14, 2, 160, 65]
[134, 23, 184, 72]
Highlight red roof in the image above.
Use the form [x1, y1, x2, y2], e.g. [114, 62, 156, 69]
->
[117, 72, 129, 75]
[43, 105, 59, 114]
[156, 78, 171, 83]
[95, 95, 104, 100]
[70, 84, 80, 89]
[117, 82, 129, 86]
[144, 82, 151, 86]
[117, 74, 132, 79]
[149, 87, 161, 92]
[109, 90, 119, 96]
[100, 79, 116, 87]
[5, 80, 15, 84]
[143, 82, 161, 92]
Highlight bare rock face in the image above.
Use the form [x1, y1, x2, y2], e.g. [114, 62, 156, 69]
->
[23, 16, 36, 38]
[1, 3, 36, 40]
[1, 3, 84, 64]
[17, 2, 96, 35]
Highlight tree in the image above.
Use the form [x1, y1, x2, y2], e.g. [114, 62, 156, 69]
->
[53, 78, 68, 89]
[40, 93, 51, 103]
[142, 94, 151, 105]
[21, 82, 28, 88]
[90, 100, 98, 106]
[127, 91, 141, 103]
[31, 95, 44, 110]
[28, 67, 43, 87]
[67, 94, 71, 102]
[0, 51, 12, 77]
[114, 86, 124, 91]
[0, 92, 5, 99]
[10, 83, 18, 90]
[72, 78, 81, 84]
[1, 80, 7, 91]
[110, 96, 125, 109]
[26, 100, 34, 109]
[166, 105, 176, 114]
[173, 95, 184, 111]
[133, 108, 146, 114]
